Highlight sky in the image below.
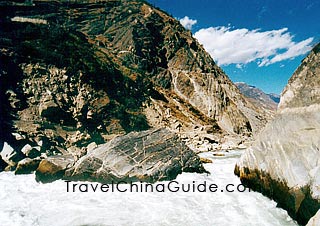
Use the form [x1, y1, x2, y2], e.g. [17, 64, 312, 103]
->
[147, 0, 320, 94]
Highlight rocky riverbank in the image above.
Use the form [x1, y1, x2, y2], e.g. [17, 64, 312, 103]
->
[35, 128, 206, 183]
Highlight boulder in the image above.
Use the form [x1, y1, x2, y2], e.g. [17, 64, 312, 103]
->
[65, 128, 206, 183]
[21, 144, 41, 158]
[35, 155, 75, 183]
[15, 158, 41, 174]
[235, 43, 320, 225]
[202, 134, 218, 144]
[0, 142, 23, 165]
[86, 142, 98, 152]
[307, 210, 320, 226]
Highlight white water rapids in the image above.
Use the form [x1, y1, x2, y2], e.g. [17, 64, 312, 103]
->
[0, 151, 298, 226]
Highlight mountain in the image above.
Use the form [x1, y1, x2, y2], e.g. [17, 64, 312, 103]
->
[0, 0, 270, 164]
[235, 43, 320, 225]
[235, 82, 279, 112]
[267, 93, 280, 104]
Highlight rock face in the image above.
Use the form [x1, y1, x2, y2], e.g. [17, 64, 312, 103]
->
[0, 0, 268, 164]
[235, 43, 320, 225]
[64, 128, 206, 183]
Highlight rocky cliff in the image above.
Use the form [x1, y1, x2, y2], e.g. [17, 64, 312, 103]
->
[235, 43, 320, 225]
[0, 0, 267, 171]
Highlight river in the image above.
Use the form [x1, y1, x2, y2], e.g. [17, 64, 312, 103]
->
[0, 151, 297, 226]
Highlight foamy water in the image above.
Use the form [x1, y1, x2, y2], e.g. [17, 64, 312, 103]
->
[0, 151, 297, 226]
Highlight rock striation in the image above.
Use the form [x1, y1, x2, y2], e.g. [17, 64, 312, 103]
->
[235, 43, 320, 225]
[35, 128, 206, 183]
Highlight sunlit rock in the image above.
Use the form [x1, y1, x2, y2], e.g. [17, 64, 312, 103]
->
[236, 43, 320, 225]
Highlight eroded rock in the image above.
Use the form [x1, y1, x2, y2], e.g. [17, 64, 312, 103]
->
[15, 158, 41, 175]
[65, 128, 206, 183]
[307, 210, 320, 226]
[21, 144, 41, 158]
[0, 142, 23, 166]
[236, 43, 320, 225]
[36, 155, 75, 183]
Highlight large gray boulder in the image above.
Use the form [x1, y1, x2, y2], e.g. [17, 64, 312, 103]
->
[235, 43, 320, 225]
[64, 128, 206, 183]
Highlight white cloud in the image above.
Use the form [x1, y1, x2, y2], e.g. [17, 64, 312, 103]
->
[194, 26, 314, 67]
[179, 16, 197, 30]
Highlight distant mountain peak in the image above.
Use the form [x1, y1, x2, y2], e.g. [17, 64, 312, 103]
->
[235, 82, 279, 111]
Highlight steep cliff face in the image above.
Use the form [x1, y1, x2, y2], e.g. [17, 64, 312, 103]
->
[0, 0, 266, 165]
[279, 44, 320, 110]
[235, 43, 320, 225]
[56, 0, 264, 136]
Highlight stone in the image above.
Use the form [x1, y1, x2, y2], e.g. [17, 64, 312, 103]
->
[21, 144, 41, 158]
[307, 210, 320, 226]
[202, 125, 215, 133]
[15, 158, 41, 175]
[200, 157, 213, 164]
[236, 43, 320, 225]
[202, 134, 218, 144]
[65, 128, 206, 183]
[21, 144, 32, 155]
[35, 155, 75, 183]
[0, 142, 23, 165]
[39, 100, 59, 117]
[238, 143, 247, 149]
[11, 133, 26, 141]
[86, 142, 98, 152]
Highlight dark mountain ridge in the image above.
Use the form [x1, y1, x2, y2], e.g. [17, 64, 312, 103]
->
[0, 0, 268, 170]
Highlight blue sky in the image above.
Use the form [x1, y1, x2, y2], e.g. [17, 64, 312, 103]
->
[147, 0, 320, 94]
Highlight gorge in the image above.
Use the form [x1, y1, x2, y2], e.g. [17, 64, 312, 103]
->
[0, 0, 319, 225]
